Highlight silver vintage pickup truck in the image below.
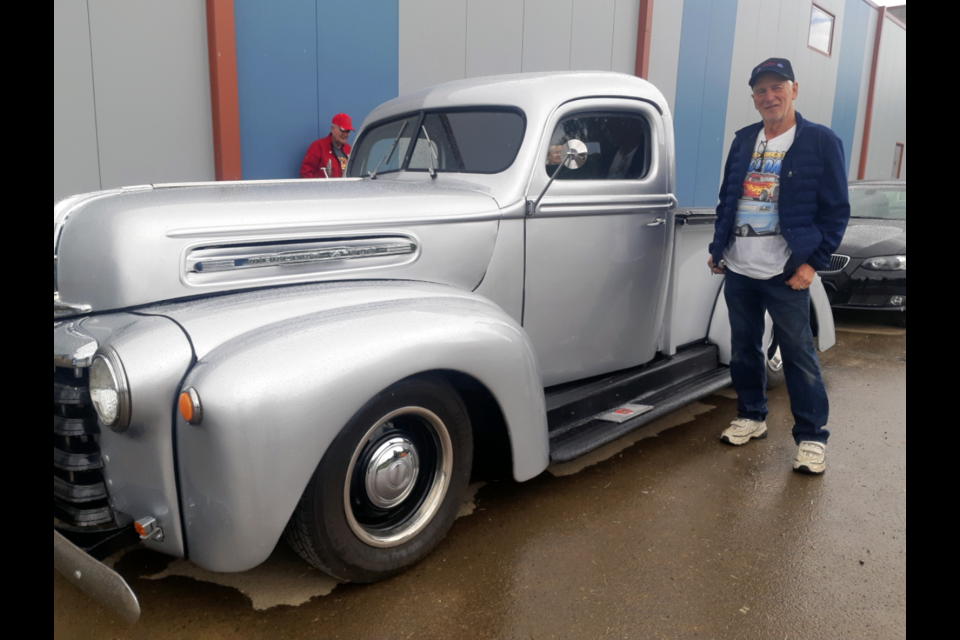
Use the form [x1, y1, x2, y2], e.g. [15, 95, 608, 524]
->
[54, 72, 835, 622]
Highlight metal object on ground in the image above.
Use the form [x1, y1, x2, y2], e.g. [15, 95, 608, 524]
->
[54, 530, 141, 624]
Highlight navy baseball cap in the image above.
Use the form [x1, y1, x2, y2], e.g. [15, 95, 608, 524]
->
[749, 58, 796, 87]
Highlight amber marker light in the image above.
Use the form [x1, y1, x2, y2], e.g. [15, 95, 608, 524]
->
[179, 388, 203, 425]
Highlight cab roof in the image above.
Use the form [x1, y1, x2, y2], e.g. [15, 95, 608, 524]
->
[361, 71, 670, 132]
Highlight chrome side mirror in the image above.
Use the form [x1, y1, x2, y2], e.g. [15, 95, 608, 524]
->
[559, 140, 588, 170]
[528, 140, 590, 216]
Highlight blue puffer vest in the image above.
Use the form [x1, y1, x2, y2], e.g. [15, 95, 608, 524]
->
[709, 112, 851, 275]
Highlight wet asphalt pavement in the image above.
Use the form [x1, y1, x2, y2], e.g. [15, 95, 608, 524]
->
[54, 311, 906, 640]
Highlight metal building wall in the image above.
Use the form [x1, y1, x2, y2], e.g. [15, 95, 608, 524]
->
[54, 0, 101, 203]
[721, 0, 845, 182]
[831, 0, 874, 178]
[672, 0, 740, 209]
[648, 0, 685, 116]
[53, 0, 215, 202]
[234, 0, 399, 180]
[398, 0, 641, 95]
[863, 18, 906, 181]
[845, 7, 879, 181]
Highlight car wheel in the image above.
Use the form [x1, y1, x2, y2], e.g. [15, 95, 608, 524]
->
[760, 191, 769, 202]
[766, 338, 786, 390]
[897, 313, 906, 329]
[284, 375, 473, 583]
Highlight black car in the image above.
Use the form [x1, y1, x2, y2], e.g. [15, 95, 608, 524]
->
[820, 180, 906, 326]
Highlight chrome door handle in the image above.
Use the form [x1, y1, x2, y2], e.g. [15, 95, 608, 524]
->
[647, 218, 666, 227]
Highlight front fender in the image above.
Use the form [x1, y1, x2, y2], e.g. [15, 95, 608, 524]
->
[169, 282, 547, 573]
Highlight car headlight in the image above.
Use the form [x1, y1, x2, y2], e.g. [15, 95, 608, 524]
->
[90, 347, 132, 432]
[862, 256, 906, 271]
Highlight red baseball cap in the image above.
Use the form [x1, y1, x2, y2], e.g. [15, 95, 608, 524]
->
[332, 113, 354, 132]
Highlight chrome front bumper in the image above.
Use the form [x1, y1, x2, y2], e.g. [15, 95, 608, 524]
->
[54, 530, 141, 624]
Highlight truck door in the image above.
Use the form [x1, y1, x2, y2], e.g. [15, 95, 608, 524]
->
[524, 99, 675, 387]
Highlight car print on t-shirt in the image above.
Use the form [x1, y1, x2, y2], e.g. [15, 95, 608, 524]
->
[735, 145, 787, 238]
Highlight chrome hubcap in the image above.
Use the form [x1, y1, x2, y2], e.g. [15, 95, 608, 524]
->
[345, 407, 453, 549]
[365, 438, 420, 509]
[769, 346, 784, 372]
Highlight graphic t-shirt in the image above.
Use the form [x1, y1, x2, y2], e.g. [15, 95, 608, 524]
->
[332, 145, 349, 175]
[723, 126, 796, 280]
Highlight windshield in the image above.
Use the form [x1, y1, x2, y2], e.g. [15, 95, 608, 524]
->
[348, 109, 525, 177]
[849, 188, 906, 220]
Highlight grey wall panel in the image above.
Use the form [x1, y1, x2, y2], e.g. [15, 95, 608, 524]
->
[570, 0, 617, 71]
[399, 0, 468, 94]
[466, 0, 524, 78]
[611, 0, 641, 75]
[864, 20, 906, 180]
[648, 0, 684, 115]
[522, 0, 574, 72]
[87, 0, 214, 189]
[847, 6, 878, 180]
[54, 0, 101, 202]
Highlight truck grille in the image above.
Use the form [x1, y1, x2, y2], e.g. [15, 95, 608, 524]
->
[54, 367, 115, 528]
[822, 255, 851, 274]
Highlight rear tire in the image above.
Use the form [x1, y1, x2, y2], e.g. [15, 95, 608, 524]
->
[284, 375, 473, 583]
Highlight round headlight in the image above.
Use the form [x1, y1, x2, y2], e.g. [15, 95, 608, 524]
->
[90, 347, 131, 432]
[863, 256, 907, 271]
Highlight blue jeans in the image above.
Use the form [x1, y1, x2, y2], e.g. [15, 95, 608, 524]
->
[724, 270, 831, 445]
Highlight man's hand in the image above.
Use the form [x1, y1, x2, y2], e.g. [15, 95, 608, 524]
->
[708, 256, 726, 275]
[786, 264, 816, 290]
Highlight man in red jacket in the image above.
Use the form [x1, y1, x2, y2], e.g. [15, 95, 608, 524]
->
[300, 113, 354, 179]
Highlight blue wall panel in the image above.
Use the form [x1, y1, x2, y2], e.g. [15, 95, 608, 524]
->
[317, 0, 398, 138]
[235, 0, 320, 180]
[673, 0, 740, 208]
[831, 0, 872, 176]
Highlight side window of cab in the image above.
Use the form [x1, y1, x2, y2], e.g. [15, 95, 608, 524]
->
[547, 113, 652, 181]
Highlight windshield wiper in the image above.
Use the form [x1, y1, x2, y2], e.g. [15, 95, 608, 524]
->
[421, 126, 438, 179]
[369, 121, 408, 180]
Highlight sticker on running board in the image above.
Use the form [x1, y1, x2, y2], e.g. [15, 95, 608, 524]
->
[597, 404, 655, 424]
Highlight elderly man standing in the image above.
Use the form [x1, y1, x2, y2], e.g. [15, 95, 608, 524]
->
[708, 58, 850, 475]
[300, 113, 354, 179]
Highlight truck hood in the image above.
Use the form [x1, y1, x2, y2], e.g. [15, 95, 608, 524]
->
[54, 179, 502, 317]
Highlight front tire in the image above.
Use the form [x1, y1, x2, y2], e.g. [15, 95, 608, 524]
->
[284, 375, 473, 583]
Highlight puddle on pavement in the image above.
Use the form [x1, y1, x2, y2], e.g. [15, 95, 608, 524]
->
[133, 482, 489, 611]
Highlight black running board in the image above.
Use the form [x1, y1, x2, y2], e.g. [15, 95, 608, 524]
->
[548, 364, 731, 464]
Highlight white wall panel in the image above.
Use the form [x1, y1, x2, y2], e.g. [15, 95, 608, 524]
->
[522, 0, 574, 72]
[648, 0, 684, 115]
[570, 0, 617, 71]
[87, 0, 214, 189]
[722, 0, 763, 160]
[611, 0, 641, 75]
[722, 0, 848, 176]
[399, 0, 468, 94]
[864, 19, 906, 180]
[54, 0, 101, 202]
[466, 0, 524, 77]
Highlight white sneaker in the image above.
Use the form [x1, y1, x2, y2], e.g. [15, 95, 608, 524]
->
[721, 419, 768, 446]
[794, 442, 827, 475]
